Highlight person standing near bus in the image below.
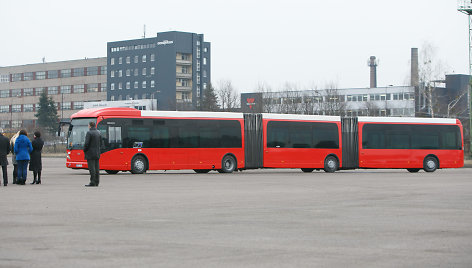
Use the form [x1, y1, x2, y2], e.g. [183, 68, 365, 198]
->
[0, 128, 10, 186]
[10, 131, 19, 184]
[29, 131, 44, 184]
[83, 121, 101, 187]
[14, 130, 32, 185]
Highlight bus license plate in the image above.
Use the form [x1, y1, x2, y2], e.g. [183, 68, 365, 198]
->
[76, 164, 82, 167]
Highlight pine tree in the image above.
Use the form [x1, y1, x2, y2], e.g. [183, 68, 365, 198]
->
[200, 83, 219, 111]
[35, 91, 59, 134]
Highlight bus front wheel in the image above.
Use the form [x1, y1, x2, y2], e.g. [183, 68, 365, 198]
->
[219, 155, 237, 173]
[131, 155, 147, 174]
[324, 156, 338, 173]
[423, 156, 438, 172]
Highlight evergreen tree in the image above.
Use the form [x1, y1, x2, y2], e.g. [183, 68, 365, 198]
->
[200, 83, 219, 111]
[35, 91, 59, 134]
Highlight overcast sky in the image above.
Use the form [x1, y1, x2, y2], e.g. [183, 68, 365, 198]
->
[1, 0, 469, 92]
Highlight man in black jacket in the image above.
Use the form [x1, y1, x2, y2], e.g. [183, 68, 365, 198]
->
[0, 128, 10, 186]
[83, 121, 101, 187]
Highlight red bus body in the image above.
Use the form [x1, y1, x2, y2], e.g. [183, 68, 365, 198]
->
[65, 108, 464, 173]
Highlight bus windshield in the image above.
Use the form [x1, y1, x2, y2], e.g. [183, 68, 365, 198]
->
[67, 118, 96, 150]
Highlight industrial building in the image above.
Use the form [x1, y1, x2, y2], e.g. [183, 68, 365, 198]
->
[0, 57, 107, 132]
[106, 31, 211, 110]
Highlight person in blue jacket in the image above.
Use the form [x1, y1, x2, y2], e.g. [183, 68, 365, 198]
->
[14, 129, 33, 185]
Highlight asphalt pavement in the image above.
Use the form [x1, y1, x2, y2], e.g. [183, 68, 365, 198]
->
[0, 158, 471, 267]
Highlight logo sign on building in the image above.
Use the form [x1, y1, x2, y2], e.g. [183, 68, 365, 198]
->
[157, 40, 174, 46]
[241, 93, 262, 113]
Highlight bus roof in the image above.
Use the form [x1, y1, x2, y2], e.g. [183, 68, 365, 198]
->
[262, 113, 341, 122]
[71, 107, 142, 119]
[141, 110, 243, 119]
[358, 116, 459, 124]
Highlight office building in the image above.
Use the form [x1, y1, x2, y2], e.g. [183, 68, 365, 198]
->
[0, 58, 107, 131]
[107, 31, 211, 110]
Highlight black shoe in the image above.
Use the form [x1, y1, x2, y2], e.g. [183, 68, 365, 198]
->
[85, 183, 97, 187]
[37, 180, 41, 184]
[31, 180, 37, 185]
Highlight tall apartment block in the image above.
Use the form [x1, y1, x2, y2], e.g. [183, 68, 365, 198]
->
[0, 58, 107, 131]
[107, 31, 211, 110]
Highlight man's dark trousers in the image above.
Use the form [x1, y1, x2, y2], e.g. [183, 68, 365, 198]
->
[87, 159, 100, 186]
[1, 165, 7, 186]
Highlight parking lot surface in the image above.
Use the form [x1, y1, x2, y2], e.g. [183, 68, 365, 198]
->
[0, 157, 471, 267]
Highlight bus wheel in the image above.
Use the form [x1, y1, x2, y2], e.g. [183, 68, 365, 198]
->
[105, 170, 119, 174]
[423, 156, 438, 172]
[131, 155, 147, 174]
[323, 156, 338, 173]
[301, 168, 314, 173]
[220, 155, 237, 173]
[194, 169, 211, 174]
[407, 168, 420, 173]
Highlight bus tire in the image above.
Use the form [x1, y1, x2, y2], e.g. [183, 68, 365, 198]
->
[220, 155, 237, 173]
[407, 168, 420, 173]
[324, 156, 338, 173]
[301, 168, 314, 173]
[423, 156, 438, 172]
[194, 169, 211, 174]
[105, 170, 119, 174]
[131, 155, 147, 174]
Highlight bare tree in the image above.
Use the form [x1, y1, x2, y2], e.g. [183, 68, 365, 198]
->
[320, 82, 346, 116]
[256, 82, 275, 113]
[362, 101, 380, 116]
[216, 80, 239, 112]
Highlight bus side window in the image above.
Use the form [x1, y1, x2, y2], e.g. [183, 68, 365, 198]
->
[109, 126, 122, 149]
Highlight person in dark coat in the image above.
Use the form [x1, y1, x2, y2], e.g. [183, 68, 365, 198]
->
[83, 121, 101, 187]
[14, 129, 33, 185]
[29, 131, 44, 184]
[10, 131, 19, 184]
[0, 128, 10, 186]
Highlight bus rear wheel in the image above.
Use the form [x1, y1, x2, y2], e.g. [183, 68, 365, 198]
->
[301, 168, 314, 173]
[407, 168, 420, 173]
[105, 170, 119, 174]
[324, 156, 338, 173]
[194, 169, 211, 174]
[219, 155, 237, 173]
[423, 156, 438, 172]
[131, 155, 147, 174]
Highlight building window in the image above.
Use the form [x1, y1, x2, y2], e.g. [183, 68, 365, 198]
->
[12, 104, 21, 112]
[0, 74, 9, 83]
[35, 87, 44, 96]
[204, 47, 208, 53]
[203, 70, 207, 78]
[12, 121, 21, 128]
[126, 69, 130, 77]
[101, 66, 107, 75]
[134, 68, 138, 76]
[197, 76, 200, 85]
[110, 71, 115, 78]
[24, 104, 34, 112]
[48, 86, 58, 95]
[12, 89, 21, 97]
[142, 68, 146, 76]
[110, 96, 115, 101]
[142, 55, 146, 62]
[111, 58, 115, 65]
[150, 67, 155, 75]
[61, 85, 71, 94]
[36, 71, 46, 80]
[0, 105, 9, 113]
[23, 88, 33, 96]
[151, 80, 155, 88]
[142, 81, 146, 88]
[151, 54, 155, 61]
[119, 57, 123, 64]
[126, 82, 130, 89]
[197, 47, 201, 58]
[111, 83, 115, 91]
[74, 101, 84, 109]
[126, 56, 130, 64]
[24, 72, 33, 81]
[48, 70, 58, 79]
[61, 69, 71, 78]
[134, 81, 138, 89]
[62, 102, 71, 110]
[101, 83, 107, 92]
[87, 84, 99, 93]
[74, 85, 85, 93]
[73, 68, 84, 77]
[203, 57, 207, 65]
[118, 70, 122, 77]
[12, 73, 22, 81]
[119, 82, 122, 90]
[134, 55, 138, 63]
[87, 66, 98, 76]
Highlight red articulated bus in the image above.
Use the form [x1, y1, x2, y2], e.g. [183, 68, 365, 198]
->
[63, 107, 463, 174]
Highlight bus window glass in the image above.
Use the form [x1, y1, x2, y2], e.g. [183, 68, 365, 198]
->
[290, 123, 311, 148]
[313, 123, 339, 148]
[178, 126, 199, 148]
[441, 126, 460, 149]
[126, 126, 151, 148]
[385, 126, 410, 149]
[220, 120, 242, 148]
[267, 122, 288, 148]
[199, 121, 220, 148]
[362, 124, 385, 149]
[151, 123, 170, 148]
[411, 126, 439, 149]
[68, 118, 96, 149]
